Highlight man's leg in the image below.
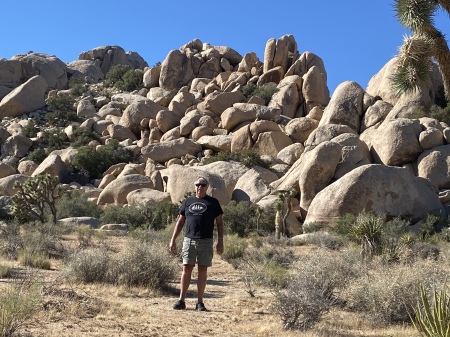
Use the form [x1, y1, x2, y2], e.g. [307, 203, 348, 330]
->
[179, 264, 194, 301]
[197, 265, 208, 303]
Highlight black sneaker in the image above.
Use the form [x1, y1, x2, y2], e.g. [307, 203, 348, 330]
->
[173, 300, 186, 310]
[196, 302, 207, 311]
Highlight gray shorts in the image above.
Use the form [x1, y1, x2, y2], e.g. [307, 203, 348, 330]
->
[181, 237, 214, 266]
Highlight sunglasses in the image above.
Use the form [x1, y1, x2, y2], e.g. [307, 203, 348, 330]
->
[195, 183, 207, 187]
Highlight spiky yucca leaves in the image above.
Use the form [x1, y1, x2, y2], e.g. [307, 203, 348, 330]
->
[393, 0, 450, 100]
[410, 284, 450, 337]
[395, 0, 435, 31]
[348, 212, 384, 258]
[391, 35, 433, 96]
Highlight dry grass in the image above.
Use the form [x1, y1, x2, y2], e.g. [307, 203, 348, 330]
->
[0, 231, 446, 336]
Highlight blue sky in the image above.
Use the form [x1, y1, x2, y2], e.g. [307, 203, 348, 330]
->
[1, 1, 449, 94]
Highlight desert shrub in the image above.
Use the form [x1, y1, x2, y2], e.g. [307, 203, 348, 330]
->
[45, 94, 79, 127]
[295, 231, 345, 250]
[334, 212, 411, 260]
[107, 239, 177, 290]
[70, 126, 102, 148]
[138, 201, 179, 230]
[72, 140, 133, 179]
[408, 104, 450, 126]
[203, 148, 271, 169]
[26, 147, 47, 164]
[76, 225, 96, 248]
[0, 222, 23, 259]
[115, 69, 143, 91]
[342, 257, 448, 324]
[100, 204, 147, 228]
[410, 284, 450, 337]
[65, 247, 110, 283]
[18, 249, 51, 269]
[104, 65, 143, 91]
[0, 279, 42, 337]
[221, 234, 248, 268]
[41, 127, 69, 152]
[242, 82, 257, 98]
[56, 190, 102, 220]
[222, 200, 275, 237]
[241, 245, 294, 289]
[104, 64, 131, 87]
[68, 77, 96, 97]
[242, 82, 278, 105]
[0, 265, 12, 278]
[273, 248, 360, 331]
[21, 117, 40, 138]
[20, 228, 65, 259]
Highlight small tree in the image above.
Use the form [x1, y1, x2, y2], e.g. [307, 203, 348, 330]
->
[10, 174, 62, 225]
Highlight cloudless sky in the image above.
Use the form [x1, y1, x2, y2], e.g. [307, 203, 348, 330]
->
[1, 1, 449, 94]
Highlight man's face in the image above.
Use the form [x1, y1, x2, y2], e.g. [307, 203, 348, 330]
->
[194, 180, 208, 198]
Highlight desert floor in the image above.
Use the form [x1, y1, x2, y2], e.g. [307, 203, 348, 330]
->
[1, 234, 417, 337]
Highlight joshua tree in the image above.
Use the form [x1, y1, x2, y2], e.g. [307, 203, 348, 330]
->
[10, 174, 62, 225]
[392, 0, 450, 101]
[275, 189, 297, 239]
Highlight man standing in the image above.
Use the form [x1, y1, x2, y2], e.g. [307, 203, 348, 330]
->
[169, 176, 224, 311]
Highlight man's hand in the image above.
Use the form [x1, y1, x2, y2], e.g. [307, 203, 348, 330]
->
[169, 241, 177, 254]
[216, 240, 224, 255]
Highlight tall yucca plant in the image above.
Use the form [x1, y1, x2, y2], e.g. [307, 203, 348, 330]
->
[410, 284, 450, 337]
[392, 0, 450, 100]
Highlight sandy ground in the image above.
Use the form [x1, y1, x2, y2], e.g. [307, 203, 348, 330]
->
[1, 235, 417, 337]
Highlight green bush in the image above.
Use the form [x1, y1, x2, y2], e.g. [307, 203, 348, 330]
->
[139, 201, 179, 230]
[116, 69, 143, 92]
[203, 148, 271, 169]
[408, 104, 450, 126]
[104, 65, 131, 87]
[42, 127, 69, 152]
[222, 201, 275, 237]
[104, 65, 143, 91]
[45, 94, 79, 127]
[242, 82, 278, 105]
[56, 190, 102, 220]
[71, 126, 101, 148]
[72, 140, 134, 179]
[26, 148, 47, 164]
[21, 117, 40, 138]
[68, 77, 95, 97]
[100, 204, 146, 228]
[221, 234, 248, 268]
[0, 280, 42, 337]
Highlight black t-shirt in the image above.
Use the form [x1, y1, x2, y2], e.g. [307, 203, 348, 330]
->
[179, 195, 223, 239]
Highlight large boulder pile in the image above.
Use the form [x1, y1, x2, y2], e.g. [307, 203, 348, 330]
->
[0, 34, 447, 234]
